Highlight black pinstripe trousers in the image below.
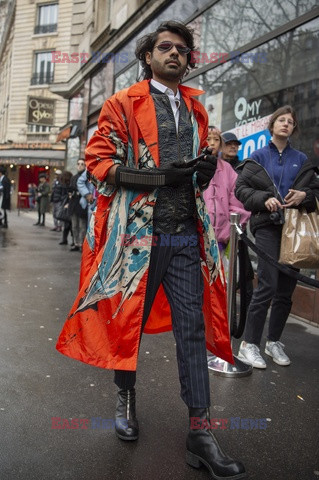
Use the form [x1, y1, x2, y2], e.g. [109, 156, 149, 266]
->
[114, 225, 211, 408]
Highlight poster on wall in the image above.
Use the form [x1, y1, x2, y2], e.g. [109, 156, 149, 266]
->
[66, 137, 80, 172]
[205, 92, 223, 129]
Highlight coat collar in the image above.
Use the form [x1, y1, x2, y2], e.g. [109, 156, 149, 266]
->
[127, 79, 205, 98]
[128, 80, 206, 166]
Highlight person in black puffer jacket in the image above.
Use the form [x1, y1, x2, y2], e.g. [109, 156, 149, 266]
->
[235, 105, 319, 369]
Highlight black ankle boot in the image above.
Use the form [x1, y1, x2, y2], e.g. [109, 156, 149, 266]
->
[186, 408, 246, 479]
[115, 388, 139, 441]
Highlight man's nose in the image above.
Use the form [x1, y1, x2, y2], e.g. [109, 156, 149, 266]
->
[170, 46, 179, 55]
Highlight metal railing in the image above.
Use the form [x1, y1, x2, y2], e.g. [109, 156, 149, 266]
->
[34, 24, 57, 34]
[208, 213, 253, 377]
[30, 72, 54, 85]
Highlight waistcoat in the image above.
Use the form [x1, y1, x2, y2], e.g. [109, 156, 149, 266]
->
[151, 89, 196, 234]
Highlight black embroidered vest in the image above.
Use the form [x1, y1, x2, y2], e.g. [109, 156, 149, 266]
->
[151, 87, 196, 234]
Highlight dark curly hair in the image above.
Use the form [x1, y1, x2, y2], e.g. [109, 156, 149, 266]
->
[135, 21, 196, 80]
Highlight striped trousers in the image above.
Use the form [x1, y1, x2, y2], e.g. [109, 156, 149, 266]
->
[114, 225, 211, 408]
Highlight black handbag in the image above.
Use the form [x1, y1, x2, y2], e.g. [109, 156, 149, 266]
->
[55, 196, 71, 222]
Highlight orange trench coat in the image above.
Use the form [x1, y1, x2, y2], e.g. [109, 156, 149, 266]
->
[56, 80, 234, 370]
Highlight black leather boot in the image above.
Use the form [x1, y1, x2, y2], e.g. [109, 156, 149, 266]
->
[186, 408, 246, 479]
[115, 388, 139, 441]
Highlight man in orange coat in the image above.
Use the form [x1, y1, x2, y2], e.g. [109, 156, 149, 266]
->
[56, 21, 245, 479]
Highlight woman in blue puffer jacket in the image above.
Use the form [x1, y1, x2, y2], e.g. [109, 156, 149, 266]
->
[235, 105, 319, 369]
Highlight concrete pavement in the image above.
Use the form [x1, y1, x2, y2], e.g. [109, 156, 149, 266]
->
[0, 210, 318, 480]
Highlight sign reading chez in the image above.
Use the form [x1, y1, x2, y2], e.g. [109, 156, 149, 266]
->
[27, 97, 55, 126]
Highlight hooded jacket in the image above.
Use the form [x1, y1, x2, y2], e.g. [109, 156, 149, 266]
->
[56, 80, 233, 370]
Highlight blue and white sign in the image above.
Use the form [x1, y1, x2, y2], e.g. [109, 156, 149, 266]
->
[229, 114, 272, 161]
[237, 129, 271, 160]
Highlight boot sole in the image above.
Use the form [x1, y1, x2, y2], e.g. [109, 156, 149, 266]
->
[115, 431, 139, 441]
[186, 450, 247, 479]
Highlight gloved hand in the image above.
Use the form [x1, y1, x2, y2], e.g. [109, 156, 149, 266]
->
[195, 155, 217, 189]
[162, 161, 195, 186]
[115, 162, 195, 191]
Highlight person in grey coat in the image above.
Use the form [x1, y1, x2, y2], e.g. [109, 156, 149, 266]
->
[68, 160, 88, 251]
[77, 168, 96, 222]
[34, 173, 50, 226]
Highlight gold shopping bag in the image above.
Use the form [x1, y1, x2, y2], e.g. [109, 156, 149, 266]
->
[279, 200, 319, 269]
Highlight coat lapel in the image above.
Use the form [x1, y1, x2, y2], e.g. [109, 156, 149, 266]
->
[128, 80, 160, 166]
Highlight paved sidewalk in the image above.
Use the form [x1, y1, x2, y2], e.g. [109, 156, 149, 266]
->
[17, 208, 55, 228]
[0, 211, 318, 480]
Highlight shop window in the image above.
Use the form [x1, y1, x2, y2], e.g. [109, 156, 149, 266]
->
[31, 51, 54, 85]
[114, 63, 138, 93]
[89, 61, 114, 114]
[309, 79, 318, 98]
[34, 4, 58, 35]
[188, 0, 318, 67]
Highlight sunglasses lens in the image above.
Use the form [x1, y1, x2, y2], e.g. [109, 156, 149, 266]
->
[157, 42, 172, 51]
[156, 42, 190, 54]
[176, 44, 191, 54]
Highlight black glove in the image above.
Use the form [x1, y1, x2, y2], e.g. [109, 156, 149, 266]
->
[195, 155, 217, 189]
[115, 162, 195, 191]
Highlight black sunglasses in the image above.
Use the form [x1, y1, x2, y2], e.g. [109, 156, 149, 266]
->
[154, 41, 191, 55]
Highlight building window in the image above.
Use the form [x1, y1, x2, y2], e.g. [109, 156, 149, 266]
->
[27, 124, 50, 133]
[34, 3, 58, 34]
[31, 51, 54, 85]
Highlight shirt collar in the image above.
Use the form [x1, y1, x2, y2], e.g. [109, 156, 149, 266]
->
[150, 79, 180, 100]
[269, 139, 291, 153]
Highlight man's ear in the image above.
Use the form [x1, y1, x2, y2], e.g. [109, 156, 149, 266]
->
[145, 51, 151, 65]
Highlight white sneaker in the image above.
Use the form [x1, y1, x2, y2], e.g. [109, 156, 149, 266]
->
[238, 341, 267, 369]
[265, 341, 291, 366]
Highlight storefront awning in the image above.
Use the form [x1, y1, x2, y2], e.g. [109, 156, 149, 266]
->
[56, 124, 72, 142]
[56, 121, 82, 142]
[0, 148, 65, 166]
